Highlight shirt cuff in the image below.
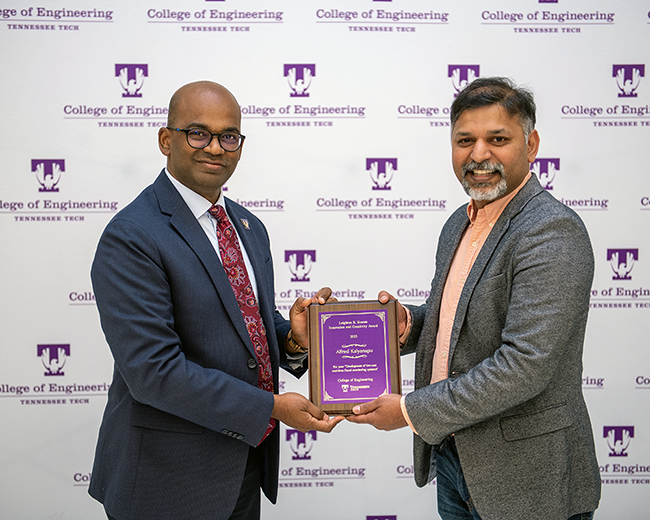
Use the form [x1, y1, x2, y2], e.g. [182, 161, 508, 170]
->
[285, 350, 308, 371]
[400, 395, 418, 435]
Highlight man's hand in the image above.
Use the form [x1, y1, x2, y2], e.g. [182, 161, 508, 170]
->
[378, 291, 408, 337]
[346, 394, 407, 431]
[289, 287, 337, 347]
[272, 392, 344, 433]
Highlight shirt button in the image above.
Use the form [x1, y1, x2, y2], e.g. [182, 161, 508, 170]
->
[247, 358, 257, 369]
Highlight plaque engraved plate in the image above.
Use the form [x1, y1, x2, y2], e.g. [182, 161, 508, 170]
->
[307, 300, 401, 415]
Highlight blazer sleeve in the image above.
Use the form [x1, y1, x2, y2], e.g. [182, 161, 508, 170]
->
[92, 215, 275, 447]
[402, 304, 428, 356]
[273, 309, 309, 377]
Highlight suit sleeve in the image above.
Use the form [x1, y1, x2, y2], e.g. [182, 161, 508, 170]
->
[92, 216, 275, 447]
[404, 210, 594, 445]
[401, 304, 427, 356]
[273, 311, 310, 377]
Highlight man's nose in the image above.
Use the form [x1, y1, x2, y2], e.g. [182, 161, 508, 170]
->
[470, 140, 491, 163]
[203, 136, 225, 155]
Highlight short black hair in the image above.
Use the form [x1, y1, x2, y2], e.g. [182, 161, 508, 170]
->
[450, 77, 536, 138]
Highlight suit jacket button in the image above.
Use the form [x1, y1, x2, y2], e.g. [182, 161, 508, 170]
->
[247, 358, 257, 369]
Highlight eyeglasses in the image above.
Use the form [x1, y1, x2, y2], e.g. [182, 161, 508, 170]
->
[167, 127, 246, 152]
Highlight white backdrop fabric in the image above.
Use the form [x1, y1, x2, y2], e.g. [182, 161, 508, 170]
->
[1, 1, 649, 519]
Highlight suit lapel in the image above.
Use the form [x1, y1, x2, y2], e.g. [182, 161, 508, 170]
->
[447, 175, 544, 360]
[416, 207, 470, 385]
[153, 172, 256, 356]
[433, 210, 470, 310]
[226, 200, 270, 311]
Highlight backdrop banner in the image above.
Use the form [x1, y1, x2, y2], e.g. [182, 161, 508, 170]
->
[0, 1, 648, 518]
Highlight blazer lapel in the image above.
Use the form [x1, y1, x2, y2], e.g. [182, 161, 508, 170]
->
[153, 172, 256, 355]
[432, 210, 470, 313]
[447, 175, 545, 360]
[416, 207, 470, 385]
[226, 201, 270, 309]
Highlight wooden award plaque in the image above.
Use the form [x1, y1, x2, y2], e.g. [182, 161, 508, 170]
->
[306, 300, 401, 416]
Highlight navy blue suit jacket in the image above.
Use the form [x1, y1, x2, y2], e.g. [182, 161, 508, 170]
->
[89, 171, 303, 520]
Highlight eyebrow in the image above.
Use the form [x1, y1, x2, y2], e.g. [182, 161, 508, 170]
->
[184, 122, 241, 133]
[453, 127, 510, 137]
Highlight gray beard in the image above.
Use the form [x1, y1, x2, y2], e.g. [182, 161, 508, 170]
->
[462, 175, 508, 202]
[461, 160, 507, 202]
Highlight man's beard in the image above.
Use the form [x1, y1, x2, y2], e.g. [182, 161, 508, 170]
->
[461, 161, 507, 202]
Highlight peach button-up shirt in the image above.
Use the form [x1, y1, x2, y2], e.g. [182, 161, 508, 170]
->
[400, 173, 532, 433]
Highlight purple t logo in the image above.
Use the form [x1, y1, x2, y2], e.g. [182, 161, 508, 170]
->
[285, 250, 316, 282]
[115, 64, 149, 98]
[613, 65, 644, 98]
[604, 426, 634, 457]
[448, 65, 480, 96]
[607, 248, 638, 280]
[286, 429, 317, 460]
[284, 64, 316, 97]
[367, 158, 397, 191]
[32, 159, 64, 192]
[531, 158, 559, 190]
[37, 344, 71, 376]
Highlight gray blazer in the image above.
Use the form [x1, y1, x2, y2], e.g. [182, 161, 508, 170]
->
[403, 174, 601, 519]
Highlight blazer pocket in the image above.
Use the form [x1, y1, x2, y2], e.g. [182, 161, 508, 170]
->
[130, 402, 204, 434]
[472, 273, 506, 297]
[500, 403, 573, 442]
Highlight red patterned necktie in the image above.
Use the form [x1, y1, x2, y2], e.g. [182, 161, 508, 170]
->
[208, 204, 276, 443]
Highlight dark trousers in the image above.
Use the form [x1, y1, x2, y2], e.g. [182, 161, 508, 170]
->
[228, 446, 262, 520]
[435, 436, 595, 520]
[106, 446, 262, 520]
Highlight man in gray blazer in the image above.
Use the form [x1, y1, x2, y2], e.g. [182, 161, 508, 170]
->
[348, 77, 601, 519]
[89, 81, 343, 520]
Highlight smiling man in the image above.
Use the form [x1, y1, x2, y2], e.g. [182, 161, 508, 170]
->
[348, 77, 601, 520]
[88, 81, 342, 520]
[452, 102, 537, 206]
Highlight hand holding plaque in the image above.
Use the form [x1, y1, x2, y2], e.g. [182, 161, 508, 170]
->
[272, 286, 345, 434]
[306, 300, 401, 416]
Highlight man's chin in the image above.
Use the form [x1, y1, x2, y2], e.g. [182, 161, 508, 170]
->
[463, 179, 508, 202]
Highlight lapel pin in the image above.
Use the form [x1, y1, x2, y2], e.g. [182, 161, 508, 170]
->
[241, 219, 250, 230]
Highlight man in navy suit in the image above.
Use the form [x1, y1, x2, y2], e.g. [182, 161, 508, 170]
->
[89, 81, 343, 520]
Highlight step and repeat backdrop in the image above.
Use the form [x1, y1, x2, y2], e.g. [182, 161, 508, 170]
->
[1, 0, 649, 518]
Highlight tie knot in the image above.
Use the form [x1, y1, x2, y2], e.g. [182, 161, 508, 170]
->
[208, 204, 227, 222]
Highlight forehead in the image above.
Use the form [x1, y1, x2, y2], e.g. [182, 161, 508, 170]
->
[176, 87, 241, 129]
[452, 105, 523, 137]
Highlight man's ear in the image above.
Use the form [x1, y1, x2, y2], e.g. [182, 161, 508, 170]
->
[527, 129, 540, 163]
[158, 126, 172, 157]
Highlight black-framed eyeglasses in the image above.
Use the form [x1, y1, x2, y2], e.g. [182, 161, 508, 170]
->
[167, 127, 245, 152]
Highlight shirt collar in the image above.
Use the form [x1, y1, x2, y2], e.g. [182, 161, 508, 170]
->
[467, 172, 532, 225]
[164, 168, 225, 219]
